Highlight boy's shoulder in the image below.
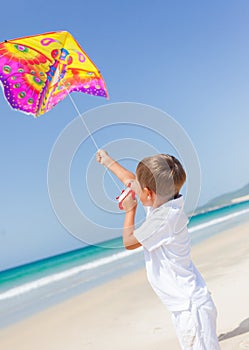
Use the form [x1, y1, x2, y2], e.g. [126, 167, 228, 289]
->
[135, 195, 188, 251]
[149, 195, 185, 217]
[147, 195, 188, 231]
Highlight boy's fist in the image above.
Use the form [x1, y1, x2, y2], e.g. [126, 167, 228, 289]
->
[121, 192, 137, 212]
[96, 149, 113, 168]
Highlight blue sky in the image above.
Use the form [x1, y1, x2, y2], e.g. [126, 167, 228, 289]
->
[1, 0, 249, 270]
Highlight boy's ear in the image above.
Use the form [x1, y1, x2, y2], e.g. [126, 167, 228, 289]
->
[144, 187, 153, 199]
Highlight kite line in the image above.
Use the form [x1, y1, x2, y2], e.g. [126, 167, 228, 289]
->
[67, 91, 122, 192]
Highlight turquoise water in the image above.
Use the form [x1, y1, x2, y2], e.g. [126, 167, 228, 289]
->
[0, 200, 249, 327]
[1, 200, 249, 293]
[0, 237, 124, 292]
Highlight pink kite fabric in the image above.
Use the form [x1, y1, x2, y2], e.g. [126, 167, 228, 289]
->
[0, 31, 108, 116]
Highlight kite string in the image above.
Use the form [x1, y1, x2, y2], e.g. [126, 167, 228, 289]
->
[66, 92, 123, 192]
[67, 91, 99, 150]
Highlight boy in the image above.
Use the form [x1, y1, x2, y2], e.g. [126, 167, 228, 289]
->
[96, 149, 220, 350]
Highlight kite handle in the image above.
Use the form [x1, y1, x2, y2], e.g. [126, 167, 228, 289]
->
[116, 183, 136, 210]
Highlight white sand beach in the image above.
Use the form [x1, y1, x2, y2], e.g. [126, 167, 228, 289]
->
[0, 221, 248, 350]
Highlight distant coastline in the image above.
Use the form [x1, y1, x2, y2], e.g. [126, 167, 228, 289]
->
[195, 182, 249, 215]
[231, 194, 249, 203]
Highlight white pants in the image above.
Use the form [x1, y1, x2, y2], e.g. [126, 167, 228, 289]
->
[171, 298, 221, 350]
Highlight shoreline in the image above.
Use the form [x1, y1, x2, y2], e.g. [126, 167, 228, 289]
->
[192, 198, 249, 216]
[0, 221, 249, 349]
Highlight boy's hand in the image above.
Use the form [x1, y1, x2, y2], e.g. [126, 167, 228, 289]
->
[122, 192, 137, 212]
[96, 149, 113, 168]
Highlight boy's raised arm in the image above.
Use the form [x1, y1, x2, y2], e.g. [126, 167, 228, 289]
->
[96, 149, 135, 186]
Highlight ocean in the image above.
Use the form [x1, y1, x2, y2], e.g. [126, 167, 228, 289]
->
[0, 200, 249, 328]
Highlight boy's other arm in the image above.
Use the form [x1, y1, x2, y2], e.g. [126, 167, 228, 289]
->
[96, 149, 135, 186]
[122, 195, 141, 250]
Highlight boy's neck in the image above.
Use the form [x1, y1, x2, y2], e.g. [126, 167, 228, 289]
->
[152, 194, 180, 208]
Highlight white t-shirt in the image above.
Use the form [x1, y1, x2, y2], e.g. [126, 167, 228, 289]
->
[134, 196, 210, 312]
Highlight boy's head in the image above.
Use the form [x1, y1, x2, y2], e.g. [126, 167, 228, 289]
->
[136, 154, 186, 205]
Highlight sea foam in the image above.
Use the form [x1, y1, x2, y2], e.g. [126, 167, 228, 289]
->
[189, 207, 249, 232]
[0, 247, 143, 300]
[1, 206, 249, 301]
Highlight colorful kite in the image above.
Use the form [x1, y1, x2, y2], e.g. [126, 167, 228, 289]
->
[0, 31, 108, 117]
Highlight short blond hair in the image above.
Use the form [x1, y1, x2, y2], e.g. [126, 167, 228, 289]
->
[136, 154, 186, 199]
